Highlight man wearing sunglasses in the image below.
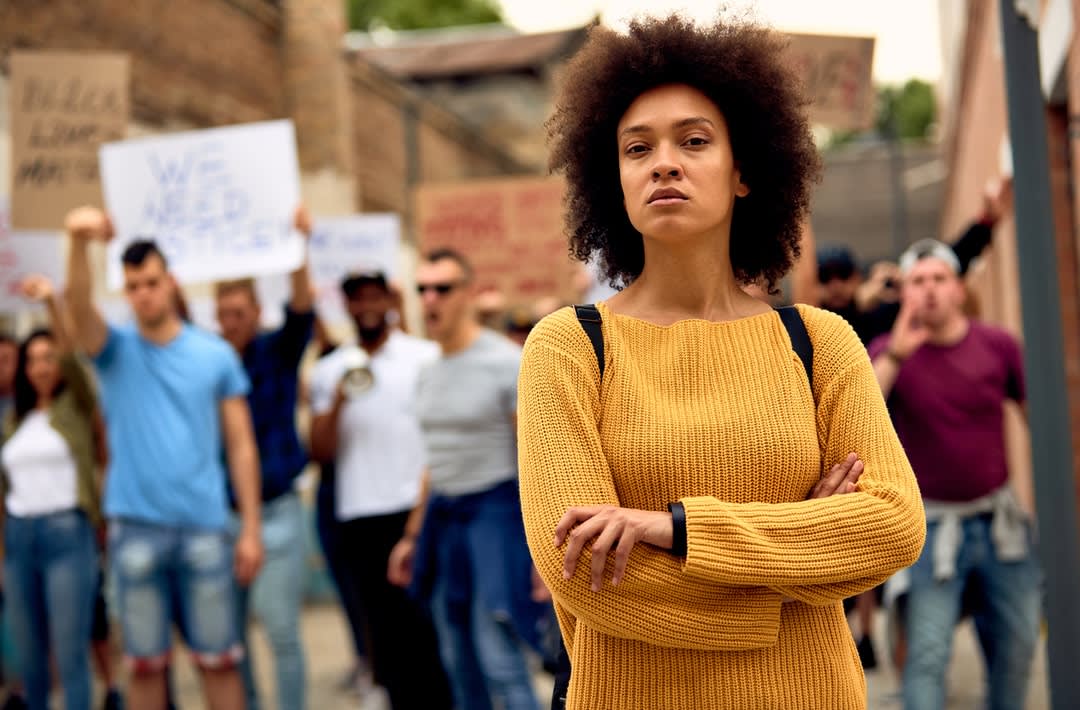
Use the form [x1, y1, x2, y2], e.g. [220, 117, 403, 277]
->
[389, 248, 546, 710]
[308, 270, 451, 710]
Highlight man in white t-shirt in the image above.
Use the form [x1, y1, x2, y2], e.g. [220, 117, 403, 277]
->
[308, 271, 451, 710]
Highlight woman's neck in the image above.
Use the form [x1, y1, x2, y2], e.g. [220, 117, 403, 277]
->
[607, 233, 772, 325]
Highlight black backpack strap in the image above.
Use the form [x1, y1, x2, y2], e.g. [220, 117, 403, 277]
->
[574, 304, 605, 382]
[776, 306, 813, 393]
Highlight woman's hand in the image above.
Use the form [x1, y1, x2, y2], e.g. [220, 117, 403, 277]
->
[555, 505, 673, 591]
[807, 452, 864, 499]
[556, 454, 865, 594]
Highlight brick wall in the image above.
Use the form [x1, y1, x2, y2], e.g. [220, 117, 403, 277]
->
[940, 0, 1080, 511]
[0, 0, 284, 126]
[349, 60, 529, 229]
[2, 0, 528, 239]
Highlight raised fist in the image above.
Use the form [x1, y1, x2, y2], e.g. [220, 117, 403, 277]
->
[19, 274, 54, 303]
[64, 206, 114, 242]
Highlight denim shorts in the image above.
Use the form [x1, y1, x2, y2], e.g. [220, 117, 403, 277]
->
[108, 518, 242, 672]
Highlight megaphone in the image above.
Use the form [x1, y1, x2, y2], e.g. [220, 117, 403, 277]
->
[339, 345, 374, 397]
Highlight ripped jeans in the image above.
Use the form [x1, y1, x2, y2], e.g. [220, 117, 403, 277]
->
[108, 519, 242, 671]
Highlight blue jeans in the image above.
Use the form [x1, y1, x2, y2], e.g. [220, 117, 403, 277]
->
[422, 483, 540, 710]
[235, 492, 307, 710]
[109, 518, 242, 669]
[4, 510, 98, 710]
[902, 515, 1041, 710]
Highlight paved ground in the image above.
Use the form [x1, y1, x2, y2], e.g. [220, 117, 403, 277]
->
[164, 603, 1049, 709]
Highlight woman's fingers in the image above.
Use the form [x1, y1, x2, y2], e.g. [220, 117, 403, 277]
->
[562, 512, 609, 579]
[810, 453, 856, 498]
[555, 505, 605, 547]
[611, 527, 643, 587]
[588, 521, 623, 591]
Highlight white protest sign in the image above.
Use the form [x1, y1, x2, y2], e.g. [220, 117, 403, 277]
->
[257, 214, 401, 330]
[0, 198, 65, 313]
[100, 120, 304, 289]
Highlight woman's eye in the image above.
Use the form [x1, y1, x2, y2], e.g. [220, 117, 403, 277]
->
[685, 137, 709, 146]
[625, 144, 648, 155]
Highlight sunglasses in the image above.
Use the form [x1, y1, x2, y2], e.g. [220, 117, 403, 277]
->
[416, 281, 462, 296]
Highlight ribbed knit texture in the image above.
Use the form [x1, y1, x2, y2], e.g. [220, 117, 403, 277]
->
[518, 302, 925, 710]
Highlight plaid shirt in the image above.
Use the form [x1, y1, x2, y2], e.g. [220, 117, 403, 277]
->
[242, 307, 314, 502]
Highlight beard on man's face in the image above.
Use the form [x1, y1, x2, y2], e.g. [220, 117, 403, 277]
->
[357, 318, 388, 345]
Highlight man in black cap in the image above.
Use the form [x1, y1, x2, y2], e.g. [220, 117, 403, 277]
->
[308, 271, 451, 710]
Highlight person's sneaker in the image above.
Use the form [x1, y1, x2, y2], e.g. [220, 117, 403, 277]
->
[856, 634, 879, 670]
[103, 688, 124, 710]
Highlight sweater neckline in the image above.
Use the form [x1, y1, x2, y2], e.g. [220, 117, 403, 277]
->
[596, 300, 782, 331]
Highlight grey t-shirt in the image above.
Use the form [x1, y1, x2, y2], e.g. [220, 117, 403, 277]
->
[417, 329, 520, 497]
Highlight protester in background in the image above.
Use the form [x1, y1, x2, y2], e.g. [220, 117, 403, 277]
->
[215, 205, 315, 710]
[388, 249, 546, 710]
[475, 286, 508, 329]
[0, 336, 18, 424]
[504, 306, 536, 347]
[518, 16, 925, 708]
[818, 177, 1013, 345]
[1, 275, 102, 710]
[304, 321, 374, 699]
[870, 240, 1039, 710]
[0, 331, 24, 710]
[63, 206, 263, 710]
[309, 271, 450, 710]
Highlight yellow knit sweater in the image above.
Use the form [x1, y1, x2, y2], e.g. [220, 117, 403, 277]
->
[517, 302, 925, 710]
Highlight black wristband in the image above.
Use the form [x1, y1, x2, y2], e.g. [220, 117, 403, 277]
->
[667, 502, 687, 557]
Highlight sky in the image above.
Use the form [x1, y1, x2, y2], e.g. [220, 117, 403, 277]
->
[497, 0, 943, 85]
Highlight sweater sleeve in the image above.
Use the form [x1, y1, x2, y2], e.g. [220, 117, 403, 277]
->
[518, 313, 784, 651]
[679, 308, 926, 592]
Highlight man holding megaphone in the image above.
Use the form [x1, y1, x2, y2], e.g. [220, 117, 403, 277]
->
[308, 270, 452, 710]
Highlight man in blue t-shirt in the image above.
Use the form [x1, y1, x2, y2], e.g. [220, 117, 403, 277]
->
[63, 206, 263, 710]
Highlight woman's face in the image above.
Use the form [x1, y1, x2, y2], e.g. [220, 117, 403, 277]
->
[25, 336, 60, 401]
[617, 83, 749, 244]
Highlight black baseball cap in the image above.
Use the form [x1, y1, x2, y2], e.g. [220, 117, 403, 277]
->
[817, 245, 857, 283]
[341, 270, 388, 297]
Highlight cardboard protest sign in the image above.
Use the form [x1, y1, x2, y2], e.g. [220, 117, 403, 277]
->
[10, 51, 130, 230]
[257, 213, 401, 330]
[415, 176, 578, 307]
[100, 120, 305, 289]
[785, 34, 876, 132]
[0, 199, 65, 313]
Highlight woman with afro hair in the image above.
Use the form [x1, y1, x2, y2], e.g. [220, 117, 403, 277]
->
[516, 14, 925, 709]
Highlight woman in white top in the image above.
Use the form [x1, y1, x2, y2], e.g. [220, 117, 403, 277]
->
[1, 276, 102, 710]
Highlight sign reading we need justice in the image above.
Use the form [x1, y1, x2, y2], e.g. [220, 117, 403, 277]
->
[100, 120, 305, 289]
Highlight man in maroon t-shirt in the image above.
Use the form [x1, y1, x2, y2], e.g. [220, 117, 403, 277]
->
[869, 239, 1040, 710]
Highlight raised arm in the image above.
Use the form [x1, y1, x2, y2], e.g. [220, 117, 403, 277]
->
[21, 275, 97, 414]
[518, 321, 786, 652]
[63, 207, 111, 357]
[290, 204, 315, 314]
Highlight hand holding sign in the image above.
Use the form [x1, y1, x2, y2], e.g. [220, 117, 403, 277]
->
[294, 204, 313, 239]
[100, 120, 304, 289]
[19, 273, 55, 303]
[64, 205, 114, 242]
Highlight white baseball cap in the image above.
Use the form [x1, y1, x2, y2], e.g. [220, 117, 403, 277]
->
[899, 239, 961, 275]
